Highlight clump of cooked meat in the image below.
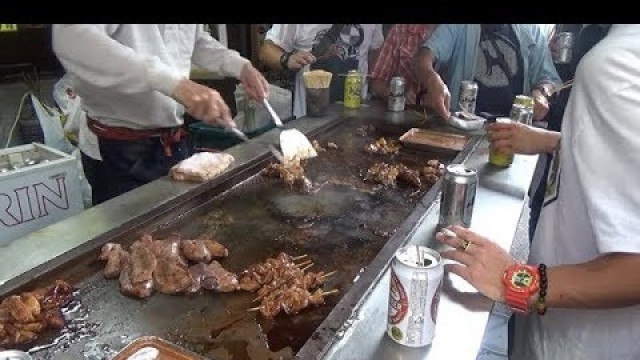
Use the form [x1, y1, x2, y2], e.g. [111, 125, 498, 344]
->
[365, 159, 445, 189]
[0, 280, 75, 347]
[262, 160, 313, 193]
[364, 137, 401, 155]
[97, 234, 233, 299]
[312, 140, 326, 153]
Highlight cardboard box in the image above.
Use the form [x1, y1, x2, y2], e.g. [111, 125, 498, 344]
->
[0, 143, 83, 245]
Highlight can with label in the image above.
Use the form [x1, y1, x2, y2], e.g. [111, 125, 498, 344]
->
[388, 245, 444, 347]
[514, 95, 534, 125]
[554, 32, 574, 64]
[509, 103, 529, 125]
[344, 70, 363, 109]
[489, 117, 515, 167]
[439, 164, 478, 228]
[459, 80, 479, 114]
[388, 76, 406, 112]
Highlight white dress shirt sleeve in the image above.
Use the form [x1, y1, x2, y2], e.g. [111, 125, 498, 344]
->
[191, 24, 250, 80]
[264, 24, 297, 52]
[52, 24, 183, 98]
[371, 24, 385, 50]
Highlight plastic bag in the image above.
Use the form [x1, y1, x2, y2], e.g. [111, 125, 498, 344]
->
[30, 93, 76, 154]
[234, 84, 292, 133]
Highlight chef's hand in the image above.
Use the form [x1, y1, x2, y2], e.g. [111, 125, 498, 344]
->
[424, 74, 451, 119]
[240, 63, 270, 103]
[489, 121, 550, 155]
[173, 78, 235, 128]
[531, 88, 550, 121]
[436, 225, 517, 302]
[287, 51, 316, 71]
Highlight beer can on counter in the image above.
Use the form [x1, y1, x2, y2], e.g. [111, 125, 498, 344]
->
[438, 164, 478, 228]
[388, 76, 406, 112]
[388, 245, 444, 347]
[554, 32, 574, 64]
[459, 80, 478, 114]
[489, 117, 515, 167]
[510, 103, 529, 125]
[0, 350, 33, 360]
[514, 95, 534, 125]
[344, 70, 363, 109]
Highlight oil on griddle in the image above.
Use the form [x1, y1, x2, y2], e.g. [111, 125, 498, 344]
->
[18, 116, 456, 360]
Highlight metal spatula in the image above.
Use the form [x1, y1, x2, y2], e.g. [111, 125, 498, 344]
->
[263, 99, 317, 162]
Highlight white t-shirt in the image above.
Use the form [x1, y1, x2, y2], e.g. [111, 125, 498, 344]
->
[265, 24, 384, 118]
[513, 24, 640, 360]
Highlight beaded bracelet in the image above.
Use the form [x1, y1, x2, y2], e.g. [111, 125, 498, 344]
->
[534, 263, 548, 315]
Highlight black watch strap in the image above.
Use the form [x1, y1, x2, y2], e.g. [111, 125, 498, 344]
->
[280, 50, 297, 71]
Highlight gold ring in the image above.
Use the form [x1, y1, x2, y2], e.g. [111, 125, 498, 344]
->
[460, 239, 471, 252]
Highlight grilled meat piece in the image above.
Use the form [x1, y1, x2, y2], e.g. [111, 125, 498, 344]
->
[180, 239, 212, 263]
[4, 296, 35, 324]
[202, 239, 229, 259]
[312, 140, 326, 153]
[201, 261, 239, 293]
[262, 161, 313, 193]
[364, 137, 401, 155]
[119, 253, 154, 299]
[153, 259, 193, 295]
[327, 142, 338, 150]
[149, 234, 189, 267]
[186, 263, 207, 293]
[99, 243, 129, 279]
[397, 165, 422, 189]
[365, 162, 400, 186]
[129, 241, 157, 284]
[238, 272, 261, 292]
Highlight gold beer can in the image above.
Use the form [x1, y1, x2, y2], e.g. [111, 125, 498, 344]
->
[343, 70, 362, 109]
[489, 117, 514, 167]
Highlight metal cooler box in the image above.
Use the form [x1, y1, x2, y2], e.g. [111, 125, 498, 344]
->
[0, 143, 84, 245]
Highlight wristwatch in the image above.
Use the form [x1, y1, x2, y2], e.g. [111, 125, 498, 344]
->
[502, 264, 540, 314]
[279, 50, 297, 71]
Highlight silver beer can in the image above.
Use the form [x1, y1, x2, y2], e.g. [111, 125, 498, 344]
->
[389, 76, 406, 96]
[388, 95, 406, 112]
[439, 164, 478, 228]
[509, 103, 530, 125]
[388, 245, 444, 347]
[554, 32, 574, 64]
[459, 80, 478, 114]
[0, 350, 33, 360]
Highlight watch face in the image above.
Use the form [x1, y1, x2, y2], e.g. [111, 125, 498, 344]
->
[510, 269, 534, 288]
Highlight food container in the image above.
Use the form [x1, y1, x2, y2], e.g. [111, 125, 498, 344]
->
[388, 245, 444, 347]
[0, 143, 84, 245]
[112, 336, 206, 360]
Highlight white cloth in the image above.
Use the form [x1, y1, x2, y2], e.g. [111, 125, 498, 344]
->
[52, 24, 250, 129]
[265, 24, 384, 118]
[514, 24, 640, 360]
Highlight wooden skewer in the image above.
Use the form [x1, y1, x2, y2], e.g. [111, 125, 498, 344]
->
[320, 289, 340, 296]
[301, 263, 314, 272]
[292, 254, 308, 261]
[247, 306, 261, 312]
[319, 270, 337, 279]
[551, 81, 573, 95]
[295, 259, 313, 268]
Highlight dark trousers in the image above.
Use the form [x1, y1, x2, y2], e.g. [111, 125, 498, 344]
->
[94, 137, 189, 205]
[80, 151, 104, 206]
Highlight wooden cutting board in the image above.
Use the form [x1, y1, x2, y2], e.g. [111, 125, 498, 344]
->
[399, 128, 471, 153]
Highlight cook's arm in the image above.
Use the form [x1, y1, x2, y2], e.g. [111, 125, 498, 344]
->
[191, 24, 250, 80]
[52, 24, 182, 97]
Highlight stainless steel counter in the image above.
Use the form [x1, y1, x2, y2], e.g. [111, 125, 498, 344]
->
[318, 138, 538, 360]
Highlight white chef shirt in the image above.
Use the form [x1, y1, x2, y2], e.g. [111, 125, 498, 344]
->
[52, 24, 250, 129]
[513, 24, 640, 360]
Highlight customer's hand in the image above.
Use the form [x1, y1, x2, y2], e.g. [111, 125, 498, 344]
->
[488, 121, 545, 155]
[173, 78, 235, 128]
[424, 74, 451, 118]
[287, 51, 316, 71]
[240, 63, 270, 103]
[436, 225, 517, 302]
[531, 89, 550, 121]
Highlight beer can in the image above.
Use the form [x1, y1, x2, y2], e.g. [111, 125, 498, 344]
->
[554, 32, 574, 64]
[514, 95, 534, 125]
[388, 245, 444, 347]
[509, 103, 529, 125]
[0, 350, 33, 360]
[438, 164, 478, 228]
[388, 95, 406, 112]
[344, 70, 363, 109]
[459, 80, 478, 114]
[389, 76, 406, 97]
[489, 117, 515, 167]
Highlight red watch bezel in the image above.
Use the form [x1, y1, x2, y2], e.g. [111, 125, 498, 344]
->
[503, 264, 540, 314]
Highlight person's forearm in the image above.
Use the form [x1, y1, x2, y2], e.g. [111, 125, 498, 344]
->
[52, 24, 181, 97]
[259, 41, 286, 71]
[413, 48, 440, 88]
[543, 253, 640, 309]
[533, 127, 561, 153]
[192, 25, 250, 80]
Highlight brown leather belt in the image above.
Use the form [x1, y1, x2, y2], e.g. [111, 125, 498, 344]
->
[87, 117, 187, 157]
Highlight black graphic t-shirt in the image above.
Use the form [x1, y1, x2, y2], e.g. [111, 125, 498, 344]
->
[473, 24, 524, 116]
[310, 24, 365, 102]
